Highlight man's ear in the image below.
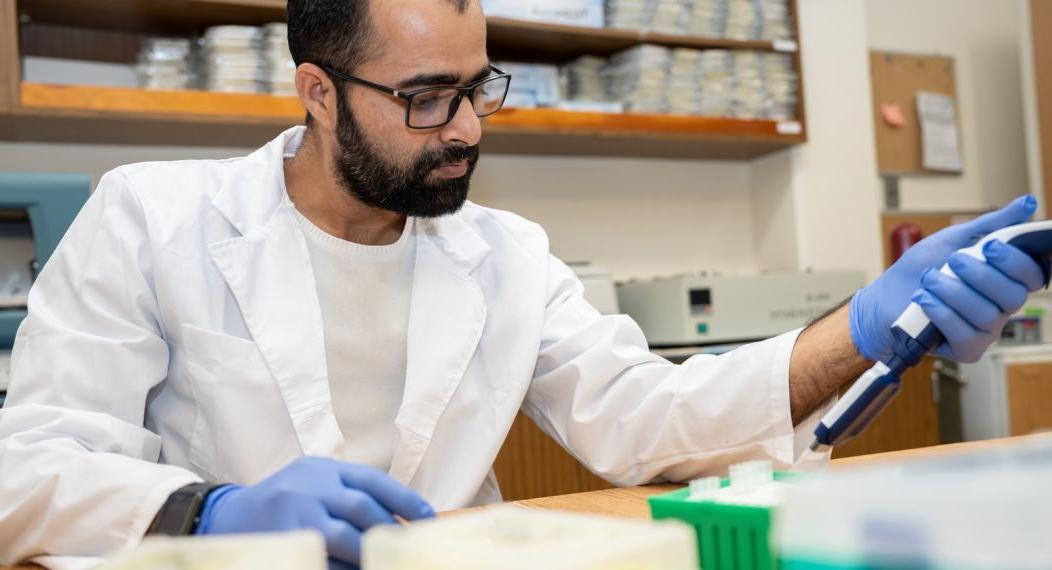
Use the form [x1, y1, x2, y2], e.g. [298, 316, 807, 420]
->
[296, 63, 341, 131]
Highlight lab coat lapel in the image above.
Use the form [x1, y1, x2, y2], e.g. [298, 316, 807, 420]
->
[389, 216, 490, 485]
[205, 127, 345, 458]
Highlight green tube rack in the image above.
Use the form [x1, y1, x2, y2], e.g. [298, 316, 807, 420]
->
[648, 472, 799, 570]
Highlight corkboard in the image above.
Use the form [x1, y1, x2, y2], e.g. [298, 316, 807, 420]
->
[870, 51, 958, 174]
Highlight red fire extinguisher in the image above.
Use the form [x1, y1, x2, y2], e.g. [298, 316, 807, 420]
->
[890, 223, 923, 263]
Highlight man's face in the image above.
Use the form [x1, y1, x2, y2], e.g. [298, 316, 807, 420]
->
[332, 0, 489, 218]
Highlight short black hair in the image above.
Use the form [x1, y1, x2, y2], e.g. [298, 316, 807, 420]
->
[288, 0, 472, 73]
[288, 0, 473, 125]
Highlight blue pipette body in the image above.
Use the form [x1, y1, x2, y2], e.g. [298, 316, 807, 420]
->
[810, 221, 1052, 451]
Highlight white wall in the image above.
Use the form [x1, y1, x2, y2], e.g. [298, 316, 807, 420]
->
[750, 0, 884, 280]
[1019, 0, 1046, 217]
[865, 0, 1030, 212]
[471, 156, 755, 280]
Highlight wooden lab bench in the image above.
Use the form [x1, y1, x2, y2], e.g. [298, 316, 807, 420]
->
[3, 436, 1043, 569]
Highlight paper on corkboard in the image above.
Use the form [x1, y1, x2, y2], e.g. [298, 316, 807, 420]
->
[870, 51, 958, 174]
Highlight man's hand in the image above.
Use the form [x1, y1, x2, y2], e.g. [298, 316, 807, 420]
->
[195, 457, 435, 569]
[790, 195, 1047, 423]
[852, 195, 1046, 363]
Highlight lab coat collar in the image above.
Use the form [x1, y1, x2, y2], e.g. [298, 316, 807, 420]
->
[211, 125, 492, 273]
[207, 126, 492, 480]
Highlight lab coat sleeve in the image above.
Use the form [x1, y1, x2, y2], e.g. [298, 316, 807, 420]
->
[0, 171, 202, 565]
[523, 256, 834, 487]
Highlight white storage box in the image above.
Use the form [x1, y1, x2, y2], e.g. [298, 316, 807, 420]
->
[482, 0, 604, 28]
[363, 506, 697, 570]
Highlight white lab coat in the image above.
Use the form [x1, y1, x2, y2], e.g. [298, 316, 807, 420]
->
[0, 127, 827, 567]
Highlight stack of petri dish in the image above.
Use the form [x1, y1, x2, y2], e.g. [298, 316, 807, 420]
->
[696, 49, 735, 117]
[137, 38, 193, 90]
[730, 50, 765, 118]
[262, 23, 297, 97]
[724, 0, 761, 40]
[604, 44, 671, 114]
[687, 0, 727, 37]
[761, 52, 798, 119]
[666, 48, 704, 115]
[198, 25, 267, 94]
[605, 0, 655, 30]
[561, 55, 609, 103]
[759, 0, 792, 40]
[650, 0, 691, 35]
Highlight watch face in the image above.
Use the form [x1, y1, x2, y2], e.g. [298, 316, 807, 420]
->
[151, 486, 208, 535]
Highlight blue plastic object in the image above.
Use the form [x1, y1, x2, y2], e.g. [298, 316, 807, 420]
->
[0, 173, 91, 348]
[817, 217, 1052, 450]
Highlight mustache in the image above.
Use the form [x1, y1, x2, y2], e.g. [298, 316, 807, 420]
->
[417, 145, 480, 172]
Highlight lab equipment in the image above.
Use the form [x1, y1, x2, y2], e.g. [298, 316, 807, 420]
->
[363, 505, 698, 569]
[649, 460, 801, 570]
[616, 270, 863, 346]
[775, 434, 1052, 569]
[570, 262, 620, 314]
[98, 531, 325, 570]
[197, 457, 433, 568]
[999, 312, 1043, 345]
[0, 174, 90, 350]
[958, 343, 1052, 441]
[815, 216, 1052, 450]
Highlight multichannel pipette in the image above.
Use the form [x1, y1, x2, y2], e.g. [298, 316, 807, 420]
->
[809, 220, 1052, 452]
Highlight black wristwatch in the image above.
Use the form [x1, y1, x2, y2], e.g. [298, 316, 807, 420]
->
[146, 483, 224, 536]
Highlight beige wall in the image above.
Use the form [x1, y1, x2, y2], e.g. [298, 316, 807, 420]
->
[865, 0, 1030, 212]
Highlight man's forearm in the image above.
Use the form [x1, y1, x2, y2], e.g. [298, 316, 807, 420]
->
[788, 300, 872, 425]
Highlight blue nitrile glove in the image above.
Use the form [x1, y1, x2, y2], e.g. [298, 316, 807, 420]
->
[195, 457, 435, 569]
[851, 195, 1048, 364]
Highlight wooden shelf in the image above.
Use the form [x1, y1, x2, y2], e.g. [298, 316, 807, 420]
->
[487, 16, 786, 63]
[18, 0, 789, 58]
[3, 0, 807, 159]
[6, 82, 803, 159]
[18, 0, 287, 35]
[20, 82, 301, 122]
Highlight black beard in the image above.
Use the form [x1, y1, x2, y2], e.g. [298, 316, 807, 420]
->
[333, 94, 479, 218]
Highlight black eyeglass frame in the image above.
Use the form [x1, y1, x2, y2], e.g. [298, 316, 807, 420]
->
[319, 64, 512, 129]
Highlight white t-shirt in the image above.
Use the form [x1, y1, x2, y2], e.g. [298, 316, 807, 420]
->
[293, 207, 416, 471]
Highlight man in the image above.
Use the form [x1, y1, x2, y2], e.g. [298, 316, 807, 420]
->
[0, 0, 1044, 568]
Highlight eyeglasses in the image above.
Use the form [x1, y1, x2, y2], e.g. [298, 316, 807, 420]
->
[320, 64, 512, 129]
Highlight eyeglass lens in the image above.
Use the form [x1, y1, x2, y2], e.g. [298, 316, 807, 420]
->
[408, 75, 510, 128]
